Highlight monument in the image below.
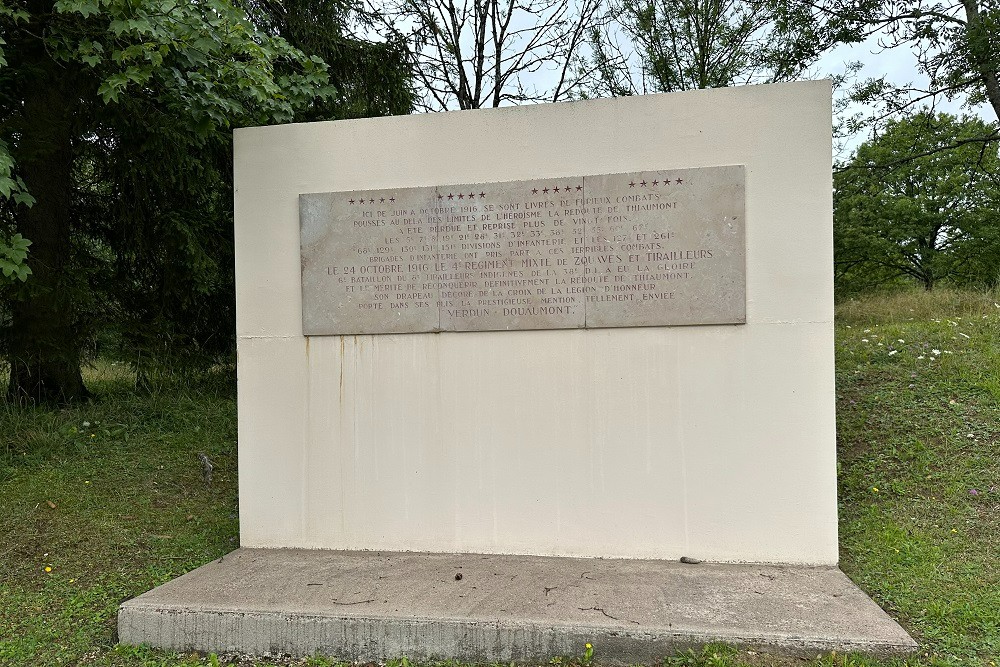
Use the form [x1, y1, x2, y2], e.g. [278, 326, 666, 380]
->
[118, 80, 917, 660]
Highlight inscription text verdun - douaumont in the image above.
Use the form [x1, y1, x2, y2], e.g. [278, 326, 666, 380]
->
[300, 165, 746, 335]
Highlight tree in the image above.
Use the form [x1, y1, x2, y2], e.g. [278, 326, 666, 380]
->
[243, 0, 414, 120]
[819, 0, 1000, 142]
[834, 111, 1000, 293]
[0, 0, 333, 403]
[585, 0, 832, 96]
[369, 0, 605, 110]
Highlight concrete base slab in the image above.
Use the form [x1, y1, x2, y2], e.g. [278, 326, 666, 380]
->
[118, 549, 916, 662]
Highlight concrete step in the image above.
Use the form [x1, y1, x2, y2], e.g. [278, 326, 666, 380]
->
[118, 548, 917, 662]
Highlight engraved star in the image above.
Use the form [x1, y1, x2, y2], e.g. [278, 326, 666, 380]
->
[629, 181, 636, 188]
[349, 199, 355, 204]
[479, 191, 486, 198]
[390, 197, 395, 203]
[652, 180, 659, 186]
[676, 178, 684, 184]
[437, 193, 443, 199]
[447, 193, 454, 200]
[542, 187, 549, 194]
[369, 198, 375, 204]
[468, 192, 475, 199]
[532, 188, 539, 194]
[380, 197, 385, 203]
[576, 185, 582, 191]
[640, 180, 647, 187]
[553, 186, 560, 193]
[458, 193, 465, 199]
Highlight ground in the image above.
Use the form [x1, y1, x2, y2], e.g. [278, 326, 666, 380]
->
[0, 288, 997, 667]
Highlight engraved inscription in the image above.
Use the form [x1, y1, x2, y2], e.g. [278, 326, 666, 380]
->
[300, 166, 745, 335]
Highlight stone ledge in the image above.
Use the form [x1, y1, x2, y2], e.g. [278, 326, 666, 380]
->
[118, 548, 917, 662]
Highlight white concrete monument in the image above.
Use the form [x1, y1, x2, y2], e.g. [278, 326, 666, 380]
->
[119, 81, 917, 660]
[235, 80, 837, 564]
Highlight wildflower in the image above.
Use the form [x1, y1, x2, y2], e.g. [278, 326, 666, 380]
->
[586, 644, 592, 649]
[864, 329, 871, 333]
[44, 566, 52, 573]
[951, 528, 958, 533]
[82, 421, 90, 427]
[861, 338, 869, 343]
[90, 434, 96, 438]
[917, 355, 925, 360]
[897, 339, 904, 343]
[967, 433, 975, 439]
[969, 489, 979, 496]
[888, 350, 897, 356]
[943, 350, 952, 354]
[871, 486, 879, 492]
[931, 349, 941, 356]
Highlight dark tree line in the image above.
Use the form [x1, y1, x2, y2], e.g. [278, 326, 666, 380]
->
[0, 0, 411, 403]
[1, 0, 998, 402]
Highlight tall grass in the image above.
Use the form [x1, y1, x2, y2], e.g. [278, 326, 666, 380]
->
[836, 287, 1000, 325]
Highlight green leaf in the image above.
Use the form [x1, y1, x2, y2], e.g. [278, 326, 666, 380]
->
[13, 191, 36, 207]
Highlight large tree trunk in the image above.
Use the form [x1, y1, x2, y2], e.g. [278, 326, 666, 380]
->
[961, 0, 1000, 122]
[7, 45, 89, 404]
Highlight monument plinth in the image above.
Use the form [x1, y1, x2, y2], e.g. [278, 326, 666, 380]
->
[119, 80, 917, 661]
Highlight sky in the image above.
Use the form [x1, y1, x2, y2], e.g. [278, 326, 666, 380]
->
[816, 34, 995, 155]
[389, 2, 996, 158]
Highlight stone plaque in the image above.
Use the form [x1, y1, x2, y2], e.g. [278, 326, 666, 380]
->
[300, 166, 745, 335]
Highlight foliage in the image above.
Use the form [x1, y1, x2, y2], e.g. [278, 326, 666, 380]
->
[821, 0, 1000, 138]
[0, 0, 407, 402]
[0, 232, 28, 281]
[834, 111, 1000, 294]
[369, 0, 604, 110]
[243, 0, 414, 120]
[585, 0, 833, 96]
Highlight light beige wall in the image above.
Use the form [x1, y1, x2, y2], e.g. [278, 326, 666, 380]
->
[234, 80, 837, 564]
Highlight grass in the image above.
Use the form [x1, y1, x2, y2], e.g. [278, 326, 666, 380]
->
[834, 288, 1000, 665]
[1, 288, 999, 667]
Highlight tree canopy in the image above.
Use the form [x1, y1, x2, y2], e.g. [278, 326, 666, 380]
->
[586, 0, 832, 96]
[2, 0, 998, 404]
[0, 0, 411, 403]
[822, 0, 999, 139]
[834, 111, 1000, 293]
[369, 0, 604, 109]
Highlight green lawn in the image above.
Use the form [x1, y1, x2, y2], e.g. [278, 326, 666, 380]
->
[1, 289, 998, 667]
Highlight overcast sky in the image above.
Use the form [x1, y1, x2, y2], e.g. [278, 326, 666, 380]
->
[817, 34, 995, 155]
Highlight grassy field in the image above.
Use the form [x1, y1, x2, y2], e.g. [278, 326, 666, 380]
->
[1, 288, 998, 667]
